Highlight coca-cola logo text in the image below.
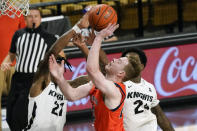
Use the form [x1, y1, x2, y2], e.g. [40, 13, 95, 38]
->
[154, 47, 197, 97]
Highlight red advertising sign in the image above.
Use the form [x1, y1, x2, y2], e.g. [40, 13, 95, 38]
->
[143, 43, 197, 99]
[66, 43, 197, 111]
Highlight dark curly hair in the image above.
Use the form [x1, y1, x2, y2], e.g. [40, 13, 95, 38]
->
[121, 47, 147, 67]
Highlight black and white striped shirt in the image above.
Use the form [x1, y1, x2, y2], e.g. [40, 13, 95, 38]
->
[10, 26, 57, 73]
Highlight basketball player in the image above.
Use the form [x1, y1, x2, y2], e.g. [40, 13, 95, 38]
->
[24, 56, 70, 131]
[121, 48, 174, 131]
[49, 24, 136, 131]
[72, 32, 174, 131]
[22, 9, 92, 131]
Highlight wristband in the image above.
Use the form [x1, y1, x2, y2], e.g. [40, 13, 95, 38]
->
[72, 25, 81, 34]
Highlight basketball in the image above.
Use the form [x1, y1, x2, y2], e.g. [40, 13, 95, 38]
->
[89, 4, 118, 31]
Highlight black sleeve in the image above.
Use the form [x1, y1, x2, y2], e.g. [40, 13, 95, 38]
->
[9, 31, 19, 53]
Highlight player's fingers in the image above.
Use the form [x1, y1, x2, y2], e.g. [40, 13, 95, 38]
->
[61, 60, 64, 68]
[108, 23, 117, 30]
[78, 33, 83, 41]
[114, 24, 119, 30]
[111, 24, 119, 32]
[49, 55, 53, 64]
[51, 54, 56, 64]
[106, 23, 112, 30]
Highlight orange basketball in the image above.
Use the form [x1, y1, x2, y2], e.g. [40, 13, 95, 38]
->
[89, 4, 118, 31]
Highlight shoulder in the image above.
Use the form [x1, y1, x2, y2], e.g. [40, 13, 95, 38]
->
[142, 78, 158, 95]
[123, 80, 134, 87]
[142, 78, 154, 88]
[114, 82, 126, 94]
[14, 28, 26, 36]
[115, 82, 126, 89]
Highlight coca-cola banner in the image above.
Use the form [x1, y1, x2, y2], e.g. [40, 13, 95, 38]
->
[143, 44, 197, 99]
[65, 43, 197, 111]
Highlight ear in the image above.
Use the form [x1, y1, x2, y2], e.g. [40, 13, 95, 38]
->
[140, 64, 144, 71]
[117, 70, 126, 79]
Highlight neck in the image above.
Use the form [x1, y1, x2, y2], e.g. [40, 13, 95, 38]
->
[105, 74, 122, 83]
[130, 75, 141, 83]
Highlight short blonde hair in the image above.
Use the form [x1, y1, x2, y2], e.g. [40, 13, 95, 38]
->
[123, 56, 141, 81]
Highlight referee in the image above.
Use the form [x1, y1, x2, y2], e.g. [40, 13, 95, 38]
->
[1, 8, 59, 131]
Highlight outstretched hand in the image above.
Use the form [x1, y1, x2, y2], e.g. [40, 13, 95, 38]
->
[85, 28, 96, 46]
[72, 33, 86, 47]
[97, 23, 119, 40]
[49, 54, 65, 81]
[77, 7, 95, 29]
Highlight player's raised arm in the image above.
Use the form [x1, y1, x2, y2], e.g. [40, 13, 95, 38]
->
[86, 23, 119, 94]
[35, 11, 91, 79]
[30, 50, 65, 97]
[49, 54, 92, 101]
[73, 30, 109, 73]
[151, 105, 175, 131]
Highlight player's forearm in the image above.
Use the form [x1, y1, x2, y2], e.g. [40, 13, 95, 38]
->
[86, 36, 103, 74]
[36, 29, 77, 78]
[152, 105, 175, 131]
[78, 44, 89, 59]
[56, 75, 79, 101]
[48, 30, 76, 57]
[78, 44, 108, 75]
[68, 75, 90, 88]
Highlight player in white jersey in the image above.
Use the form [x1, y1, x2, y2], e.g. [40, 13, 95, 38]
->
[123, 79, 158, 130]
[21, 10, 92, 131]
[23, 56, 70, 131]
[121, 48, 174, 131]
[26, 81, 67, 131]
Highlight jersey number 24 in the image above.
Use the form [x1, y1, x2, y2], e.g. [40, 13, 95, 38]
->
[134, 100, 149, 114]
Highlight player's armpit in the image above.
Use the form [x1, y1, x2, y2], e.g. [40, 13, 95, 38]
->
[30, 71, 51, 97]
[151, 105, 175, 131]
[68, 75, 90, 88]
[30, 76, 45, 97]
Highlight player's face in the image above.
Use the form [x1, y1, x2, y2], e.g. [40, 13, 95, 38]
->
[25, 9, 41, 29]
[105, 57, 129, 74]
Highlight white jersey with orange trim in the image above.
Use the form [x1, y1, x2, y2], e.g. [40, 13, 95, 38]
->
[25, 82, 67, 131]
[123, 78, 159, 131]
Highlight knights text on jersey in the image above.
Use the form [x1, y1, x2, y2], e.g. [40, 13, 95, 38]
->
[123, 79, 159, 131]
[89, 82, 126, 131]
[25, 82, 67, 131]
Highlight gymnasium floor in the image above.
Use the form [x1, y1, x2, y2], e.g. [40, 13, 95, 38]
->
[64, 103, 197, 131]
[2, 103, 197, 131]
